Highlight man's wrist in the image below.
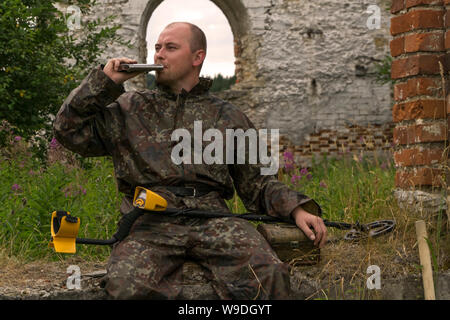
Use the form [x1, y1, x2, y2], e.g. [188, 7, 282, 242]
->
[291, 206, 308, 220]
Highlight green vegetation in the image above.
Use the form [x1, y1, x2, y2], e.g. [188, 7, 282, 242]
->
[374, 55, 393, 85]
[146, 73, 236, 92]
[0, 123, 397, 262]
[0, 128, 122, 261]
[1, 124, 449, 276]
[0, 0, 128, 152]
[209, 74, 236, 92]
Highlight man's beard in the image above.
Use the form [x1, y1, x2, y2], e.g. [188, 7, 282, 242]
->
[155, 70, 176, 86]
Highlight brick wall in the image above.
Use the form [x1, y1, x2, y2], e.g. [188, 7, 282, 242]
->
[390, 0, 448, 212]
[279, 124, 394, 168]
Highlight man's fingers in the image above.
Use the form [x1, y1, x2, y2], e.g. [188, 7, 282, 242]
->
[316, 218, 327, 248]
[121, 57, 137, 64]
[297, 220, 316, 242]
[293, 209, 329, 248]
[311, 217, 323, 246]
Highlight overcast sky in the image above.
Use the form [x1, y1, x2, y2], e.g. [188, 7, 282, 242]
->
[146, 0, 235, 77]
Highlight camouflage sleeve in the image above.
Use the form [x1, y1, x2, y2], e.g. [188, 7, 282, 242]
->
[220, 104, 321, 222]
[53, 66, 125, 157]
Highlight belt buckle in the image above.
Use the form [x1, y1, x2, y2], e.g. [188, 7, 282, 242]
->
[184, 185, 197, 197]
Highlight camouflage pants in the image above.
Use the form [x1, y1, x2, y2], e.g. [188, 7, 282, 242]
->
[104, 213, 291, 299]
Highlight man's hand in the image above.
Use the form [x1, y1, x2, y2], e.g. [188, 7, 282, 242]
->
[291, 206, 327, 248]
[103, 57, 140, 85]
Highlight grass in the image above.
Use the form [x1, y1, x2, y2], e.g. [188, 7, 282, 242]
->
[0, 129, 449, 298]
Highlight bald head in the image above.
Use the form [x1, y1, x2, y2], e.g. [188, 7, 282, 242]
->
[165, 22, 207, 54]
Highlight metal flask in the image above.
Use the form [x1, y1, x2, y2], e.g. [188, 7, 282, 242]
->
[118, 63, 164, 73]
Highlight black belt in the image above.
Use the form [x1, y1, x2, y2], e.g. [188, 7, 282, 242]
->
[148, 185, 218, 198]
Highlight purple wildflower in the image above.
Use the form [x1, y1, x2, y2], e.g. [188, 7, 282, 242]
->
[291, 175, 301, 185]
[50, 137, 59, 149]
[81, 188, 87, 195]
[300, 168, 309, 176]
[306, 173, 312, 181]
[283, 151, 293, 161]
[11, 184, 21, 192]
[14, 136, 21, 142]
[319, 181, 327, 188]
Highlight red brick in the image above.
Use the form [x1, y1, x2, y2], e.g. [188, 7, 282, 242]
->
[394, 77, 443, 101]
[394, 147, 445, 166]
[391, 37, 405, 57]
[446, 9, 450, 28]
[395, 168, 444, 188]
[445, 30, 450, 49]
[447, 94, 450, 113]
[393, 123, 447, 145]
[392, 0, 405, 14]
[391, 54, 449, 79]
[392, 99, 445, 122]
[404, 32, 444, 53]
[406, 0, 443, 8]
[391, 9, 444, 35]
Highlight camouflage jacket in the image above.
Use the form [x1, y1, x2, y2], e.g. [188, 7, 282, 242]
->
[53, 66, 320, 221]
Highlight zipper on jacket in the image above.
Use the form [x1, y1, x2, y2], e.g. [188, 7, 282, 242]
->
[173, 93, 186, 131]
[172, 93, 187, 184]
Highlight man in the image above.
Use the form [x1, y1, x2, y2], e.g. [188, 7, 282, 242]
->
[54, 22, 327, 299]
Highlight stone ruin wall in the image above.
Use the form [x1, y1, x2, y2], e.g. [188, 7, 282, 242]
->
[61, 0, 394, 168]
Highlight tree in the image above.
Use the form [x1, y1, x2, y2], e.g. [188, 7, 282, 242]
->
[210, 73, 236, 92]
[0, 0, 129, 148]
[146, 73, 236, 92]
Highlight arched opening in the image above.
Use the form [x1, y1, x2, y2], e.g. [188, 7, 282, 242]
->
[137, 0, 250, 90]
[146, 0, 234, 80]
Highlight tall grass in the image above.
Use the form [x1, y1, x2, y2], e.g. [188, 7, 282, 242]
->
[0, 133, 122, 261]
[1, 126, 447, 273]
[278, 151, 396, 225]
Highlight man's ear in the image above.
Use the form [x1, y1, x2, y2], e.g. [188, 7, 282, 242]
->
[192, 49, 206, 67]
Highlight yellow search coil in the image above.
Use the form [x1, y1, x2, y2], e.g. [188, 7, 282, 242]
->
[48, 211, 80, 254]
[133, 187, 167, 211]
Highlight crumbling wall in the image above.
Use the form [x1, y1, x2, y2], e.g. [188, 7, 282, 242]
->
[68, 0, 393, 167]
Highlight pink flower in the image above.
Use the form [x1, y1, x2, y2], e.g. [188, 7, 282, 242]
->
[319, 181, 327, 188]
[14, 136, 21, 142]
[283, 151, 293, 161]
[300, 168, 309, 176]
[11, 184, 21, 192]
[291, 175, 301, 185]
[50, 137, 59, 149]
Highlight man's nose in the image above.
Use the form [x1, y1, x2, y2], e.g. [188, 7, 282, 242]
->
[155, 49, 165, 61]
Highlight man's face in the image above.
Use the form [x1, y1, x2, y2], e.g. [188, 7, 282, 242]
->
[154, 24, 197, 86]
